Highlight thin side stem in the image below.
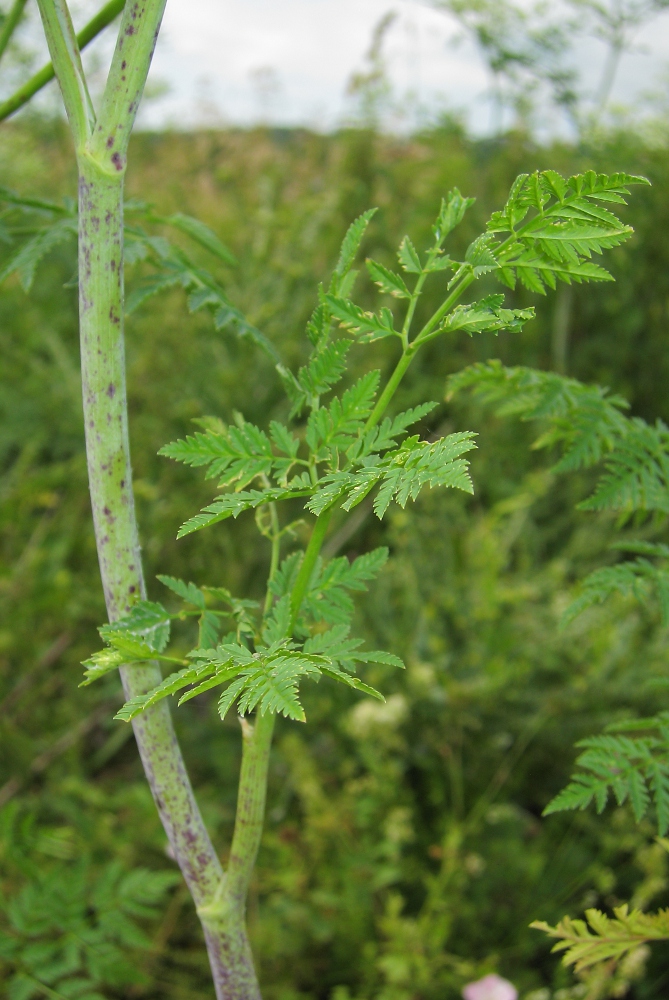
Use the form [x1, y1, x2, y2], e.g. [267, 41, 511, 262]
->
[364, 346, 416, 433]
[197, 713, 275, 1000]
[35, 0, 95, 147]
[224, 713, 276, 909]
[414, 272, 475, 345]
[364, 269, 477, 432]
[289, 507, 333, 631]
[0, 0, 28, 64]
[0, 0, 125, 123]
[263, 504, 281, 617]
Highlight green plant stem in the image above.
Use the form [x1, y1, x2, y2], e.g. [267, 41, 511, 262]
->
[36, 3, 247, 996]
[76, 153, 224, 906]
[0, 0, 28, 64]
[89, 0, 167, 171]
[366, 271, 476, 432]
[225, 713, 276, 907]
[198, 713, 275, 1000]
[290, 507, 333, 631]
[35, 0, 94, 147]
[414, 271, 475, 344]
[263, 503, 281, 617]
[199, 219, 483, 995]
[0, 0, 125, 123]
[365, 345, 417, 432]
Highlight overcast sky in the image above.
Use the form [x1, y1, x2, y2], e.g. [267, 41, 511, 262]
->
[19, 0, 669, 134]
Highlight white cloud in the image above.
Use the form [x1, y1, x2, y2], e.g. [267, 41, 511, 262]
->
[10, 0, 669, 133]
[135, 0, 669, 132]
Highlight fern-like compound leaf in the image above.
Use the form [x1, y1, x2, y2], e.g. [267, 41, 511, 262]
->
[164, 212, 237, 265]
[160, 415, 276, 490]
[544, 721, 669, 835]
[563, 559, 669, 626]
[447, 361, 629, 472]
[0, 216, 77, 291]
[437, 295, 535, 338]
[578, 419, 669, 514]
[176, 483, 313, 538]
[306, 370, 380, 461]
[532, 905, 669, 974]
[307, 432, 476, 518]
[483, 170, 647, 293]
[157, 574, 206, 609]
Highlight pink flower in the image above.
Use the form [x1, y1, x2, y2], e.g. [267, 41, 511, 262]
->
[462, 974, 518, 1000]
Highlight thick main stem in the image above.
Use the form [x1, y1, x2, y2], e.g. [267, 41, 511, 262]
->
[77, 153, 237, 993]
[37, 0, 259, 994]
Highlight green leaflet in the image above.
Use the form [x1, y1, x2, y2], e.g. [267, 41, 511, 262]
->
[81, 646, 126, 686]
[306, 370, 380, 460]
[164, 212, 237, 265]
[326, 295, 399, 342]
[160, 415, 302, 490]
[156, 574, 206, 609]
[114, 663, 217, 722]
[366, 258, 411, 299]
[305, 548, 389, 626]
[432, 188, 476, 241]
[350, 402, 438, 462]
[99, 601, 171, 652]
[297, 339, 352, 400]
[304, 623, 404, 671]
[332, 207, 377, 284]
[161, 416, 274, 489]
[397, 235, 421, 274]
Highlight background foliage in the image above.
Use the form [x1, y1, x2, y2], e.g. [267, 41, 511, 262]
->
[2, 115, 669, 998]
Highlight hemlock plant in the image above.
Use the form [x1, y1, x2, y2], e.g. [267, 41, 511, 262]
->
[0, 1, 650, 996]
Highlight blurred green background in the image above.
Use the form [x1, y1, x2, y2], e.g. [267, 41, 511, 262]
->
[2, 113, 669, 999]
